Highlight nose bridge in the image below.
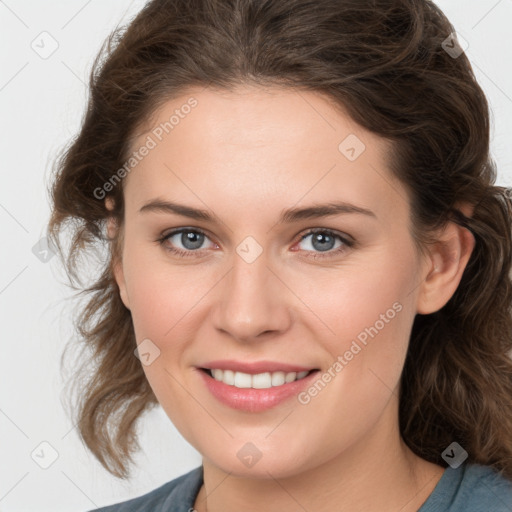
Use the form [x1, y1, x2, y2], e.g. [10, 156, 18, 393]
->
[213, 241, 291, 340]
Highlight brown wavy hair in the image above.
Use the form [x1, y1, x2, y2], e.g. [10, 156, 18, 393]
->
[46, 0, 512, 480]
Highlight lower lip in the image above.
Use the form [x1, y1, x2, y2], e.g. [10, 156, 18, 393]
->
[198, 369, 319, 412]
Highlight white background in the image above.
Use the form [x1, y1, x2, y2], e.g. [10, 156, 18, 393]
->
[1, 1, 511, 511]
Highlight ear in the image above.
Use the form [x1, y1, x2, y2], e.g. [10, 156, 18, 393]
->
[416, 204, 475, 315]
[105, 197, 131, 311]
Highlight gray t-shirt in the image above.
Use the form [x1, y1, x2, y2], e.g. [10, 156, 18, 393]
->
[89, 462, 512, 511]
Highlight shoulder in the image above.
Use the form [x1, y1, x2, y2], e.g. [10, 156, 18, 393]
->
[87, 466, 203, 512]
[459, 463, 512, 511]
[420, 462, 512, 512]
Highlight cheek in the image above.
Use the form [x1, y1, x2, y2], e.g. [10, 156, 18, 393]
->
[288, 266, 415, 462]
[306, 248, 415, 344]
[122, 240, 209, 339]
[121, 247, 211, 430]
[306, 246, 417, 395]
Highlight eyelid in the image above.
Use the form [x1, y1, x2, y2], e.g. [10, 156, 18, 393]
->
[296, 227, 354, 245]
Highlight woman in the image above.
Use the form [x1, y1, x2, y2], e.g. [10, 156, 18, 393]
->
[47, 0, 512, 510]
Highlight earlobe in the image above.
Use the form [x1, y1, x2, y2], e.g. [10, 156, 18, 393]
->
[112, 257, 131, 311]
[416, 218, 475, 315]
[105, 197, 131, 311]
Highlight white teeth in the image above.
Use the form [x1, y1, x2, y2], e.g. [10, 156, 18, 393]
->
[271, 371, 285, 386]
[209, 369, 311, 388]
[223, 369, 235, 385]
[285, 372, 297, 383]
[234, 371, 252, 388]
[252, 372, 272, 389]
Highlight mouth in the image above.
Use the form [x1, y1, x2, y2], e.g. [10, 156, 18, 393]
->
[200, 368, 315, 389]
[197, 363, 321, 412]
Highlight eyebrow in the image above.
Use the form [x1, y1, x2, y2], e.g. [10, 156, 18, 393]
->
[139, 198, 377, 223]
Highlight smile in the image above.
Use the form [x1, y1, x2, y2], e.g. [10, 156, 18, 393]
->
[207, 368, 312, 389]
[197, 363, 320, 412]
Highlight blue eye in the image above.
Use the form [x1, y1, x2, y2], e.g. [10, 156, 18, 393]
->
[297, 229, 350, 257]
[156, 227, 353, 259]
[157, 228, 216, 257]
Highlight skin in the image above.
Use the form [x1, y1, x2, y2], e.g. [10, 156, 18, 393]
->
[108, 85, 475, 512]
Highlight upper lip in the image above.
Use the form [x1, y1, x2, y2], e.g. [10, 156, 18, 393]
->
[199, 360, 317, 374]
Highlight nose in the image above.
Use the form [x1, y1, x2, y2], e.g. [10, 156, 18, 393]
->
[212, 247, 293, 343]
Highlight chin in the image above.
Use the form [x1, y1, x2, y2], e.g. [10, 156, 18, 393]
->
[199, 438, 318, 480]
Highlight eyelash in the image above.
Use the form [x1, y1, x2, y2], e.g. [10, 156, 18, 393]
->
[155, 227, 354, 260]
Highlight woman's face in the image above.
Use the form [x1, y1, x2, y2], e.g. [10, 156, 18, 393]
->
[113, 85, 432, 478]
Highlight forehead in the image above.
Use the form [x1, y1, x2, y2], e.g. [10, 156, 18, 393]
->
[123, 85, 410, 226]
